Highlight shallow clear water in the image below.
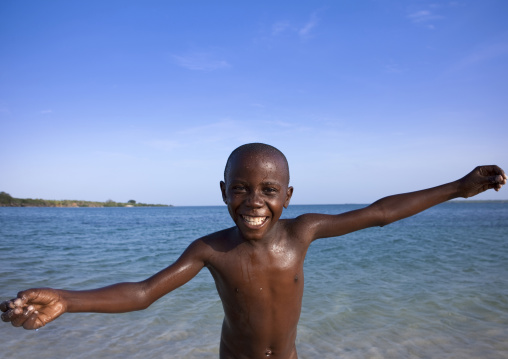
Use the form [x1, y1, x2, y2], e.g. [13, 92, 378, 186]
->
[1, 203, 507, 358]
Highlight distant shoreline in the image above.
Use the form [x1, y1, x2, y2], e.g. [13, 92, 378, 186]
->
[0, 192, 171, 208]
[1, 191, 505, 208]
[449, 199, 508, 203]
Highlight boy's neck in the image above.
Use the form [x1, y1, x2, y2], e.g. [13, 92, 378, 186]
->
[235, 221, 284, 248]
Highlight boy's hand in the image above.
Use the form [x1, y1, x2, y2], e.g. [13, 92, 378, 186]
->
[458, 165, 507, 198]
[1, 289, 67, 330]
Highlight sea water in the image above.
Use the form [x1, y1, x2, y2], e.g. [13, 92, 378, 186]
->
[1, 203, 507, 359]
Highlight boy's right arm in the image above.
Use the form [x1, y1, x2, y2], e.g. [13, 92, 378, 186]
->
[1, 238, 209, 330]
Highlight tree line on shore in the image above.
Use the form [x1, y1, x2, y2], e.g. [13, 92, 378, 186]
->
[0, 192, 170, 207]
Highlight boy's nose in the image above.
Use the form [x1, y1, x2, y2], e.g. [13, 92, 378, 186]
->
[246, 191, 263, 207]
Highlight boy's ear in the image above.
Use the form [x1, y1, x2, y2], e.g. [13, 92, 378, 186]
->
[284, 186, 294, 209]
[220, 181, 227, 204]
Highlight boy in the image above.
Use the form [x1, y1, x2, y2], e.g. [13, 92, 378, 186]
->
[1, 143, 506, 359]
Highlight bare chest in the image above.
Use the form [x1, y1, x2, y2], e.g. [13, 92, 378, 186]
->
[207, 242, 306, 300]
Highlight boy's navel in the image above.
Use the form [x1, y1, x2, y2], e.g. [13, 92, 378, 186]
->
[294, 274, 298, 282]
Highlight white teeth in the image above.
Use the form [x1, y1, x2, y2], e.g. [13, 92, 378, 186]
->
[242, 215, 266, 225]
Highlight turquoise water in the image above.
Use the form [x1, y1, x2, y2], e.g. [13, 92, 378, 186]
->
[1, 203, 508, 358]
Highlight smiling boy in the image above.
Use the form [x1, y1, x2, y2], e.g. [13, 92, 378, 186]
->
[2, 143, 506, 359]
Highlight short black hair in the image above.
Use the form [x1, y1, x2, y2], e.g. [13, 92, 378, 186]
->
[224, 143, 290, 183]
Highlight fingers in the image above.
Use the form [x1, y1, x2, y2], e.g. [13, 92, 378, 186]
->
[488, 174, 507, 191]
[1, 297, 19, 321]
[11, 305, 37, 328]
[460, 165, 506, 198]
[22, 311, 42, 330]
[1, 294, 28, 312]
[17, 289, 38, 304]
[1, 308, 16, 322]
[479, 165, 506, 178]
[13, 297, 25, 307]
[2, 289, 61, 330]
[488, 174, 504, 184]
[1, 303, 42, 330]
[0, 299, 15, 312]
[477, 165, 506, 192]
[1, 294, 32, 327]
[1, 298, 21, 310]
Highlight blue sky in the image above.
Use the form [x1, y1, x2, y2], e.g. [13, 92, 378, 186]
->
[1, 0, 507, 205]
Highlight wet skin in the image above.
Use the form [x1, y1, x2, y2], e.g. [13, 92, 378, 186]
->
[214, 151, 302, 358]
[2, 146, 506, 359]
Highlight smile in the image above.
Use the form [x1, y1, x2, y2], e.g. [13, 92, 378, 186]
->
[241, 215, 268, 226]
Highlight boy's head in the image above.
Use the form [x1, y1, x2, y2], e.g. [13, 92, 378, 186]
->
[224, 143, 290, 185]
[221, 143, 293, 240]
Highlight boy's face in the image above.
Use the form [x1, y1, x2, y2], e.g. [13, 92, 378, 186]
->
[220, 151, 293, 241]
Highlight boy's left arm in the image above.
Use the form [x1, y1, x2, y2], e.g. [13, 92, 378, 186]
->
[305, 165, 506, 240]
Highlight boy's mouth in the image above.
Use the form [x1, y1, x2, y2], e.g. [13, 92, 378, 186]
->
[241, 215, 268, 227]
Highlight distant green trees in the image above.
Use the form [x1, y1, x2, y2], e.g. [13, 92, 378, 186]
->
[104, 199, 117, 207]
[0, 192, 170, 207]
[0, 192, 13, 205]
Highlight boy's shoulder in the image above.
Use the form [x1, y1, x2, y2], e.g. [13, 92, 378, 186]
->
[274, 215, 326, 245]
[193, 226, 241, 254]
[281, 214, 325, 234]
[280, 213, 346, 243]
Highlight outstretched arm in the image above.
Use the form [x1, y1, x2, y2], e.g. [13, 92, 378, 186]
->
[304, 165, 506, 240]
[1, 239, 209, 330]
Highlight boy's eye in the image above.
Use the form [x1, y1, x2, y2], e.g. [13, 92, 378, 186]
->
[232, 185, 246, 192]
[264, 187, 278, 194]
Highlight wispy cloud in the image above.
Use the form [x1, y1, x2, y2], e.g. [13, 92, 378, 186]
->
[271, 11, 320, 39]
[250, 103, 265, 108]
[408, 10, 440, 23]
[452, 41, 508, 72]
[272, 21, 291, 36]
[299, 13, 319, 38]
[172, 52, 230, 71]
[40, 109, 53, 114]
[407, 10, 443, 29]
